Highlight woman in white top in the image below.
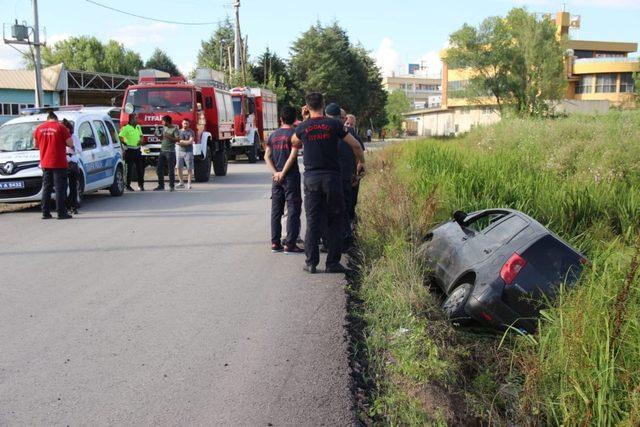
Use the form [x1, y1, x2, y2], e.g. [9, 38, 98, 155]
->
[62, 119, 82, 214]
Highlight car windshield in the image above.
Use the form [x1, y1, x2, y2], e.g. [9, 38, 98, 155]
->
[0, 122, 40, 152]
[125, 88, 193, 113]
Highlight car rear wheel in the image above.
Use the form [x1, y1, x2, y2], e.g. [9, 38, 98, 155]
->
[76, 174, 85, 207]
[442, 283, 473, 325]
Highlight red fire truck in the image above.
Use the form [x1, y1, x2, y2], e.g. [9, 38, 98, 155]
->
[229, 87, 278, 163]
[120, 69, 233, 181]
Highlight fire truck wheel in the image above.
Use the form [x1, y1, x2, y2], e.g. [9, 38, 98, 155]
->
[213, 149, 228, 176]
[247, 140, 258, 164]
[194, 147, 212, 182]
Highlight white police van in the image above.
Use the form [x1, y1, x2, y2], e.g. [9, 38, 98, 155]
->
[0, 106, 125, 204]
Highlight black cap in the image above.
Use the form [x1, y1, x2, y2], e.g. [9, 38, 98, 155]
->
[324, 102, 341, 117]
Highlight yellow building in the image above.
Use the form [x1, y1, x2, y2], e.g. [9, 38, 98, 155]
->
[405, 10, 639, 137]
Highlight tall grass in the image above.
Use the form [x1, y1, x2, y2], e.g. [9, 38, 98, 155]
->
[355, 111, 640, 424]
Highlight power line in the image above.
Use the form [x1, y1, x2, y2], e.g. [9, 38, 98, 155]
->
[84, 0, 223, 26]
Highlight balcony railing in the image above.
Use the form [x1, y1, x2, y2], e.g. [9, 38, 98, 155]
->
[574, 57, 640, 64]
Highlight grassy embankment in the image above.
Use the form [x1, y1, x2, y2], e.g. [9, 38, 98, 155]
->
[351, 111, 640, 425]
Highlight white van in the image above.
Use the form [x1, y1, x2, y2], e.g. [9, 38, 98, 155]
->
[0, 106, 125, 204]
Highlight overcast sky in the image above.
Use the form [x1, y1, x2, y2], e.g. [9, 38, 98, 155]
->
[1, 0, 638, 77]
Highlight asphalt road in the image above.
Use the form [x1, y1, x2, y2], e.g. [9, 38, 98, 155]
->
[0, 162, 354, 426]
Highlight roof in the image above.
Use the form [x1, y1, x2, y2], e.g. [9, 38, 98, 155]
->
[0, 63, 63, 91]
[566, 40, 638, 53]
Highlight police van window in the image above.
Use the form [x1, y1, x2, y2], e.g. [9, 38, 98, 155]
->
[78, 122, 96, 147]
[104, 120, 118, 145]
[93, 120, 109, 146]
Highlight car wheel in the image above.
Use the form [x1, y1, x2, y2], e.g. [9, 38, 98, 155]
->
[442, 283, 473, 325]
[109, 165, 125, 196]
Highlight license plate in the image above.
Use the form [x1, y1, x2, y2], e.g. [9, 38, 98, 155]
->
[0, 181, 25, 190]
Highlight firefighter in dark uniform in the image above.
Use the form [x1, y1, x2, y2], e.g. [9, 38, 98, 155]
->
[265, 105, 304, 254]
[289, 93, 366, 274]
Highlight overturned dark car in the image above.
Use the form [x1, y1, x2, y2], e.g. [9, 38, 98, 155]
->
[418, 209, 587, 332]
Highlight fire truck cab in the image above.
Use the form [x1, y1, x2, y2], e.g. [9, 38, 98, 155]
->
[120, 69, 233, 182]
[229, 87, 278, 163]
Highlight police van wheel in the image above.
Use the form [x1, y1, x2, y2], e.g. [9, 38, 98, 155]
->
[109, 166, 125, 196]
[76, 174, 85, 207]
[213, 149, 228, 177]
[195, 147, 212, 182]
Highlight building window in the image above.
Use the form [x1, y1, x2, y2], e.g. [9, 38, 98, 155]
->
[576, 75, 594, 94]
[595, 74, 617, 93]
[448, 80, 469, 98]
[620, 73, 635, 93]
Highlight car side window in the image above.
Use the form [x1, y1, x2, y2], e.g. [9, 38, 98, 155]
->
[104, 120, 118, 146]
[78, 121, 96, 148]
[93, 120, 109, 146]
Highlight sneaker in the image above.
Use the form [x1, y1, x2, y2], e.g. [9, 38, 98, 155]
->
[153, 186, 164, 191]
[325, 263, 352, 274]
[125, 185, 135, 192]
[176, 182, 184, 188]
[303, 265, 317, 274]
[70, 207, 79, 215]
[271, 242, 284, 253]
[42, 213, 52, 220]
[284, 245, 304, 254]
[138, 185, 145, 191]
[57, 213, 73, 220]
[169, 187, 175, 192]
[186, 184, 192, 190]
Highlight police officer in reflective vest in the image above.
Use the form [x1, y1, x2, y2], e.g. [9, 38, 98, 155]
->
[118, 115, 146, 191]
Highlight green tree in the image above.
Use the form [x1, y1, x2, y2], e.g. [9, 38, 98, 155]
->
[289, 22, 387, 128]
[446, 7, 565, 116]
[196, 18, 235, 72]
[385, 90, 411, 134]
[145, 48, 180, 76]
[103, 40, 143, 75]
[250, 48, 296, 106]
[25, 36, 143, 76]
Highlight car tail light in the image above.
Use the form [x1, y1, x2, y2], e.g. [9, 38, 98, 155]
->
[480, 311, 493, 322]
[501, 253, 527, 286]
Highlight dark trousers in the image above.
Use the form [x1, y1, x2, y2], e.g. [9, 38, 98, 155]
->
[66, 161, 79, 209]
[271, 173, 302, 246]
[342, 179, 354, 240]
[41, 168, 68, 217]
[304, 172, 345, 268]
[157, 151, 176, 189]
[124, 148, 145, 187]
[351, 182, 360, 223]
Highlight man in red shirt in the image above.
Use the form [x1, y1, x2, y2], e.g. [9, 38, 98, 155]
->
[34, 110, 74, 219]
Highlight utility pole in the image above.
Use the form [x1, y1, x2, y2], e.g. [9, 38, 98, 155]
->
[32, 0, 44, 107]
[233, 0, 241, 74]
